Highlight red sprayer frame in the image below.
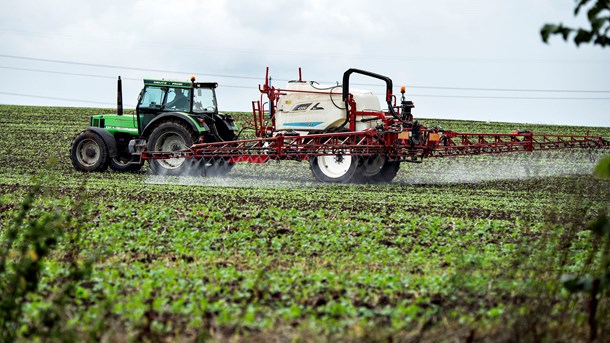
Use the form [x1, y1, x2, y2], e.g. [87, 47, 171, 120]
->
[143, 68, 610, 166]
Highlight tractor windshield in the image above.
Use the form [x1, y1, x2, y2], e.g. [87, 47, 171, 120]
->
[192, 88, 217, 113]
[163, 88, 191, 112]
[138, 86, 165, 110]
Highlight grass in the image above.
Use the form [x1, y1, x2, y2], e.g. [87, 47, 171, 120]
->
[0, 104, 609, 341]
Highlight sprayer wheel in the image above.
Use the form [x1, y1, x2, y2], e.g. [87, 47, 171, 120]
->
[201, 158, 234, 177]
[356, 156, 400, 183]
[310, 154, 360, 183]
[147, 121, 197, 176]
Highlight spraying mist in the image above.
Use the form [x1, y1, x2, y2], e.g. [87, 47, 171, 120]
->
[145, 150, 608, 187]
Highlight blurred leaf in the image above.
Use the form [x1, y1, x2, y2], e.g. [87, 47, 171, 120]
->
[594, 154, 610, 179]
[540, 24, 553, 43]
[541, 24, 576, 42]
[575, 29, 595, 46]
[541, 24, 557, 42]
[561, 274, 594, 293]
[559, 25, 573, 40]
[543, 0, 609, 48]
[575, 0, 592, 15]
[590, 16, 605, 31]
[594, 34, 610, 46]
[561, 274, 581, 292]
[587, 215, 610, 236]
[587, 3, 604, 21]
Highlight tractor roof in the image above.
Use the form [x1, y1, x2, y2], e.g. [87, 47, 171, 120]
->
[143, 79, 218, 89]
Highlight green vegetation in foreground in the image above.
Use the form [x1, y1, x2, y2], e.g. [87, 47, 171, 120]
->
[0, 104, 609, 341]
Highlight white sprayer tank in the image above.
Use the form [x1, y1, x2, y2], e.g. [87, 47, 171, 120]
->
[275, 81, 382, 133]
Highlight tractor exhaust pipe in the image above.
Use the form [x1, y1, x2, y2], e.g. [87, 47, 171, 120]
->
[117, 76, 123, 116]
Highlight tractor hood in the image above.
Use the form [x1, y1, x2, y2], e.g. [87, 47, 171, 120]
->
[90, 113, 139, 135]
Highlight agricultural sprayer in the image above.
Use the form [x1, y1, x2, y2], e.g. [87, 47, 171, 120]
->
[71, 68, 610, 183]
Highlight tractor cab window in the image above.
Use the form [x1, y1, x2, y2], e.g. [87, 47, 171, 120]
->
[163, 88, 191, 112]
[193, 88, 217, 113]
[138, 86, 165, 109]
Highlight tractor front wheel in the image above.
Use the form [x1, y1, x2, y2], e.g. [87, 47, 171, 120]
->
[147, 121, 197, 176]
[70, 131, 110, 172]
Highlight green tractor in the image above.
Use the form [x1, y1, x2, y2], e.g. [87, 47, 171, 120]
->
[70, 77, 237, 176]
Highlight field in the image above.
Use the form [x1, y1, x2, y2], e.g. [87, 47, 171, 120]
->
[1, 104, 609, 342]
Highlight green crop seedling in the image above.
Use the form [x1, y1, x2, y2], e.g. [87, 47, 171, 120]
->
[0, 105, 609, 341]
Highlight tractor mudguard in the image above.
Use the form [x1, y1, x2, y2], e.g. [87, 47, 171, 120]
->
[87, 127, 118, 158]
[206, 114, 238, 141]
[142, 112, 209, 138]
[217, 113, 237, 131]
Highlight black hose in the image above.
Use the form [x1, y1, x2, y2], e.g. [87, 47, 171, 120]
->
[235, 127, 254, 140]
[342, 68, 411, 126]
[309, 81, 345, 110]
[306, 80, 349, 130]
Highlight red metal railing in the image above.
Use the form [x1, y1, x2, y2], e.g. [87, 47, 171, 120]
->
[141, 129, 609, 164]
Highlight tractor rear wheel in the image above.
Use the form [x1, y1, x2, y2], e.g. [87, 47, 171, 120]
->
[70, 131, 110, 172]
[310, 154, 360, 183]
[147, 121, 198, 176]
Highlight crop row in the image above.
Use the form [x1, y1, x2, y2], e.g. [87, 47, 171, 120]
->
[0, 104, 608, 340]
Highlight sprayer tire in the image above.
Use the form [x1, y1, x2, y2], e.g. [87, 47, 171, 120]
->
[355, 156, 400, 183]
[362, 160, 400, 183]
[70, 130, 110, 172]
[310, 154, 360, 183]
[147, 121, 197, 176]
[201, 158, 234, 177]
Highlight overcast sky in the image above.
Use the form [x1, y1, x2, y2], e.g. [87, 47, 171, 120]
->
[0, 0, 608, 127]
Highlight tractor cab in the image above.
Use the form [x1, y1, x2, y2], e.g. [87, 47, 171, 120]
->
[136, 79, 219, 134]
